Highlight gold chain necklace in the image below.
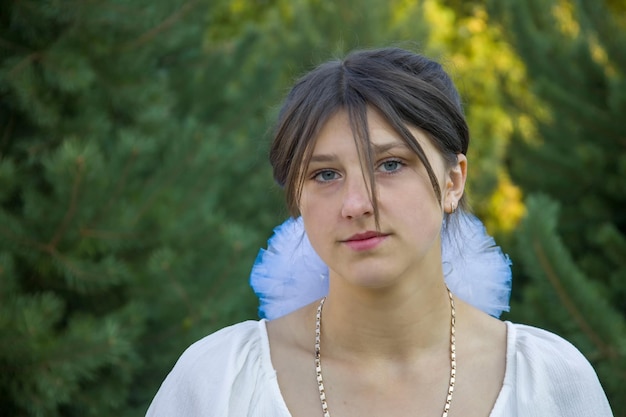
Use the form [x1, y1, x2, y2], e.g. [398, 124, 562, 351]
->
[314, 288, 457, 417]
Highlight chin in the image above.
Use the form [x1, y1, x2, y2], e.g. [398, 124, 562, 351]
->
[342, 270, 398, 290]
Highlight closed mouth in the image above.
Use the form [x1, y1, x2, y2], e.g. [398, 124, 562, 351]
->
[344, 231, 387, 242]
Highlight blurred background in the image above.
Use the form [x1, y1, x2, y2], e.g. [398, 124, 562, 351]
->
[1, 0, 625, 415]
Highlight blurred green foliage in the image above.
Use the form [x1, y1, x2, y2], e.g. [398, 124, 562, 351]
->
[0, 0, 623, 415]
[488, 0, 626, 410]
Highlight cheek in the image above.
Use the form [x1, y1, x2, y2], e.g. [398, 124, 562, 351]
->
[384, 181, 443, 232]
[300, 192, 330, 241]
[302, 214, 333, 264]
[383, 170, 442, 210]
[299, 182, 341, 221]
[298, 189, 314, 219]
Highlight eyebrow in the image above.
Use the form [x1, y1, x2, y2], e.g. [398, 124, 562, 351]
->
[372, 142, 410, 154]
[309, 142, 410, 163]
[309, 153, 338, 163]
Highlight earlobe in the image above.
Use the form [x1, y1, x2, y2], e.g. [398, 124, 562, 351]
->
[444, 154, 467, 213]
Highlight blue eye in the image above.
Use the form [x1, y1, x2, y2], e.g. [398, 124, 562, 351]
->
[379, 160, 403, 173]
[314, 170, 339, 182]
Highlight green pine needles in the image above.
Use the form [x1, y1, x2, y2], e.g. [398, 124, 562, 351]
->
[0, 2, 278, 416]
[489, 0, 626, 411]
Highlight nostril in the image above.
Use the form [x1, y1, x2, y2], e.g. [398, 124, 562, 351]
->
[341, 196, 374, 219]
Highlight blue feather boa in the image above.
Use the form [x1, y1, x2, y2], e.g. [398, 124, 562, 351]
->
[250, 213, 511, 320]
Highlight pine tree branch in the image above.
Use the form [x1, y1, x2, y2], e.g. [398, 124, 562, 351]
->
[78, 229, 137, 240]
[1, 112, 15, 159]
[129, 168, 180, 228]
[82, 150, 138, 236]
[0, 218, 49, 253]
[48, 247, 100, 283]
[142, 242, 246, 348]
[120, 0, 200, 51]
[0, 225, 103, 285]
[7, 52, 42, 77]
[48, 156, 85, 250]
[166, 267, 193, 313]
[129, 138, 204, 227]
[0, 36, 31, 53]
[532, 239, 617, 360]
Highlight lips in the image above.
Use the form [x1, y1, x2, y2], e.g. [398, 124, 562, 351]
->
[342, 231, 388, 251]
[346, 231, 385, 241]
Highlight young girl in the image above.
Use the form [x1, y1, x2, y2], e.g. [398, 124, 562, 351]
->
[146, 47, 613, 416]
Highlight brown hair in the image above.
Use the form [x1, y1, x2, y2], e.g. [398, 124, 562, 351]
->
[269, 47, 469, 217]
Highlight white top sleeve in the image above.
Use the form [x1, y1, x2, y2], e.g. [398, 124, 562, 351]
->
[491, 322, 614, 416]
[145, 320, 613, 417]
[145, 320, 291, 417]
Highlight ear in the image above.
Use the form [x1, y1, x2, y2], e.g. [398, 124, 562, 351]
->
[444, 153, 467, 214]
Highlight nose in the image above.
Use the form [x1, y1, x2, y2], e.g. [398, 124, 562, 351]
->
[341, 175, 374, 219]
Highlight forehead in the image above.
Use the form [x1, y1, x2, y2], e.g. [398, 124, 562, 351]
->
[308, 108, 435, 159]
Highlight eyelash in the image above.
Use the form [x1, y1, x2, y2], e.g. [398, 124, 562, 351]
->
[311, 170, 340, 183]
[310, 158, 405, 183]
[377, 158, 405, 174]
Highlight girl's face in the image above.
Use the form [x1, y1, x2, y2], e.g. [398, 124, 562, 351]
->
[299, 108, 466, 291]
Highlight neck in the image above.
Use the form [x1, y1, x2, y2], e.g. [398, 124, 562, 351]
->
[320, 275, 452, 361]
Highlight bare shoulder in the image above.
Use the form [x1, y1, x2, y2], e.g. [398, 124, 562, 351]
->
[266, 302, 316, 349]
[453, 300, 507, 416]
[459, 300, 507, 346]
[266, 301, 318, 375]
[266, 302, 322, 416]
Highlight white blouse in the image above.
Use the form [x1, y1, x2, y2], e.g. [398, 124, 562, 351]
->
[146, 320, 614, 416]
